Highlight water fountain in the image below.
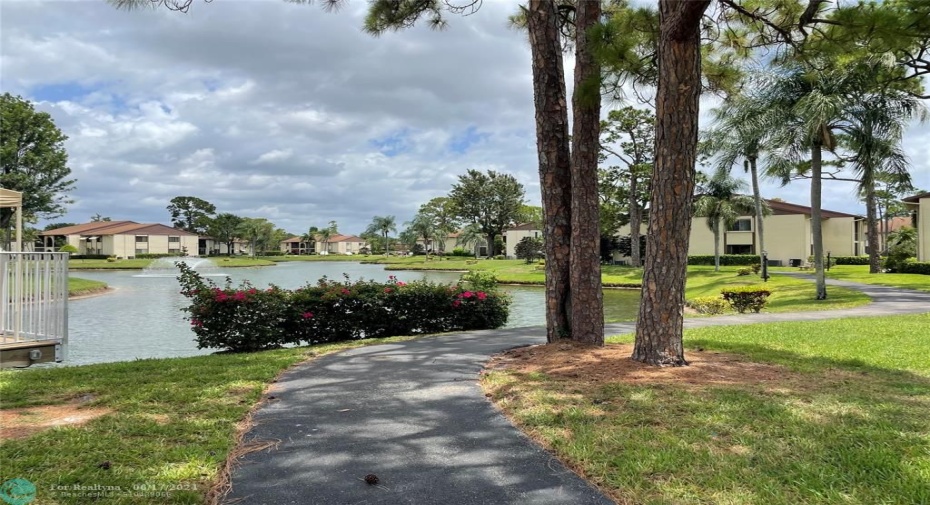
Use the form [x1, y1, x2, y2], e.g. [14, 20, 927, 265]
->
[134, 257, 226, 277]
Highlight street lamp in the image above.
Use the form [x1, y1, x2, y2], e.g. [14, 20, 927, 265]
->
[761, 250, 770, 282]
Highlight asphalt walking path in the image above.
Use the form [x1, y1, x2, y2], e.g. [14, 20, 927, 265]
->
[224, 276, 930, 505]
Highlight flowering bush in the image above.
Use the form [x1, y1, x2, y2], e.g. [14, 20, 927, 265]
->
[177, 264, 510, 352]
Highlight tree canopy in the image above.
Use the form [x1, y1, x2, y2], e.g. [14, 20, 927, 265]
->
[448, 169, 525, 257]
[0, 93, 75, 235]
[167, 196, 216, 234]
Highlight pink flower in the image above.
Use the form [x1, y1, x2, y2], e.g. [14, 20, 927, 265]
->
[233, 291, 247, 301]
[452, 300, 461, 308]
[389, 275, 396, 280]
[302, 312, 314, 319]
[215, 292, 228, 302]
[248, 288, 258, 295]
[342, 288, 351, 295]
[396, 281, 406, 287]
[191, 318, 203, 327]
[384, 287, 393, 294]
[463, 291, 474, 299]
[477, 291, 487, 300]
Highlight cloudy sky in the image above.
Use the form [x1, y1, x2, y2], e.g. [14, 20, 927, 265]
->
[3, 0, 929, 236]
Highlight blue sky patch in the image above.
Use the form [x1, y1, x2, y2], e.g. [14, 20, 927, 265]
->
[448, 126, 489, 155]
[369, 128, 414, 157]
[30, 82, 95, 103]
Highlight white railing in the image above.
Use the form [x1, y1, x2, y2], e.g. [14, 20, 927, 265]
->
[1, 252, 69, 358]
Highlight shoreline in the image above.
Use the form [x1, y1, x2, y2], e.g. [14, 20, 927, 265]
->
[69, 286, 116, 301]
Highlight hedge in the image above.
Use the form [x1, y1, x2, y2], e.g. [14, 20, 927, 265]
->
[720, 286, 771, 313]
[69, 254, 110, 260]
[832, 256, 871, 265]
[900, 261, 930, 275]
[136, 253, 184, 259]
[177, 263, 511, 352]
[688, 254, 759, 266]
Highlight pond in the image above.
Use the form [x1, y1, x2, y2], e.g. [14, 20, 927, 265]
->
[65, 261, 640, 366]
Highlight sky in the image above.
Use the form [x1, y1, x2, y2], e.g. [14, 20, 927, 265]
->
[2, 0, 929, 237]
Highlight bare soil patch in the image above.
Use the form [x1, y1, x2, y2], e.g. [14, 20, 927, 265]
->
[1, 401, 111, 440]
[486, 341, 802, 390]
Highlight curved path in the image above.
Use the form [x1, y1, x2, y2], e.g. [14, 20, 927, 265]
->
[224, 277, 930, 505]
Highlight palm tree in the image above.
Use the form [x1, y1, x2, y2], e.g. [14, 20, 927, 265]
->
[456, 223, 485, 259]
[742, 65, 854, 300]
[839, 80, 926, 273]
[317, 226, 334, 255]
[405, 214, 437, 256]
[704, 95, 771, 267]
[300, 226, 319, 255]
[365, 216, 396, 255]
[693, 171, 763, 272]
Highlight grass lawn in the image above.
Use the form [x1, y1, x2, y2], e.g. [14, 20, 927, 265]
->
[0, 336, 416, 505]
[363, 258, 870, 313]
[68, 277, 108, 297]
[68, 257, 275, 270]
[823, 264, 930, 292]
[482, 313, 930, 505]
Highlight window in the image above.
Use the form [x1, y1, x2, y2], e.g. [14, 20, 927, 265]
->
[729, 219, 752, 232]
[135, 236, 148, 243]
[168, 236, 180, 243]
[726, 245, 753, 255]
[168, 236, 181, 254]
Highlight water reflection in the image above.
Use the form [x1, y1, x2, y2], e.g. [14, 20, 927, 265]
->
[66, 262, 639, 365]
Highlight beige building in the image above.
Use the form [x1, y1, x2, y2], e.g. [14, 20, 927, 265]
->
[504, 223, 542, 259]
[617, 199, 865, 266]
[903, 192, 930, 262]
[280, 234, 368, 255]
[40, 221, 199, 258]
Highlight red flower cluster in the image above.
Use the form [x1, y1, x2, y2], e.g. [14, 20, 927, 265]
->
[302, 312, 314, 319]
[452, 290, 488, 307]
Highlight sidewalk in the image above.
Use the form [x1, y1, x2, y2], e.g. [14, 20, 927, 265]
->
[223, 277, 929, 505]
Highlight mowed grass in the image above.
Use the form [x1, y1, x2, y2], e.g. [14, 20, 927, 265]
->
[67, 277, 108, 296]
[68, 257, 275, 270]
[0, 336, 414, 505]
[823, 264, 930, 292]
[483, 314, 930, 505]
[367, 258, 870, 313]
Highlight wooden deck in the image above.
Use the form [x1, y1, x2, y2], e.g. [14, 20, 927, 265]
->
[1, 335, 63, 368]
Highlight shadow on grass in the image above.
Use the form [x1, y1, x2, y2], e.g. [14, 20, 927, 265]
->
[484, 342, 930, 505]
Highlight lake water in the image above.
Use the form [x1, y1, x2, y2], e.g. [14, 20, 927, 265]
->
[65, 261, 640, 366]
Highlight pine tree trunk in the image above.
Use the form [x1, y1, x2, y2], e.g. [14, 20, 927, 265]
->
[487, 234, 495, 257]
[527, 0, 572, 342]
[811, 143, 827, 299]
[865, 179, 881, 274]
[748, 157, 766, 261]
[569, 0, 604, 345]
[630, 175, 642, 268]
[632, 0, 709, 366]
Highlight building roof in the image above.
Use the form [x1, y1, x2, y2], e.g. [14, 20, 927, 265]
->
[764, 199, 858, 219]
[902, 191, 930, 203]
[505, 223, 541, 232]
[40, 221, 197, 237]
[281, 236, 304, 243]
[329, 234, 366, 243]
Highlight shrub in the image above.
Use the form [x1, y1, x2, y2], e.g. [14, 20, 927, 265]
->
[136, 253, 183, 259]
[260, 251, 286, 256]
[515, 236, 544, 263]
[69, 254, 109, 260]
[58, 244, 78, 254]
[899, 260, 930, 275]
[687, 296, 728, 315]
[751, 263, 761, 274]
[687, 254, 758, 266]
[493, 254, 506, 260]
[106, 256, 117, 263]
[720, 286, 772, 314]
[450, 248, 472, 257]
[460, 270, 499, 291]
[833, 256, 870, 265]
[177, 264, 510, 352]
[736, 267, 752, 276]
